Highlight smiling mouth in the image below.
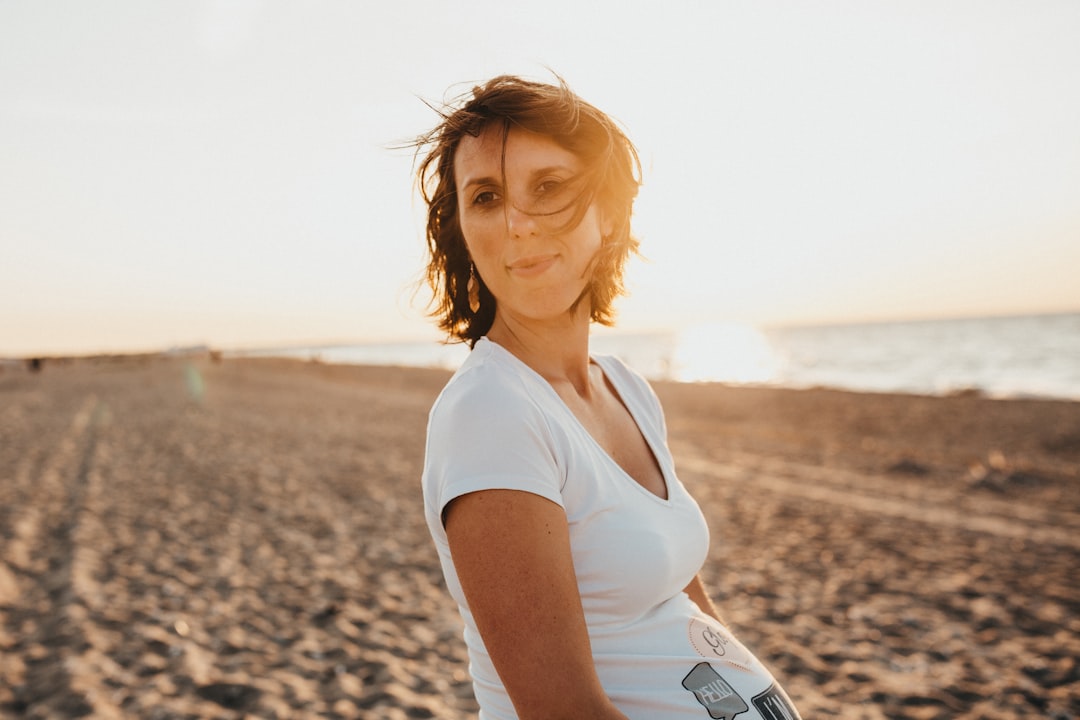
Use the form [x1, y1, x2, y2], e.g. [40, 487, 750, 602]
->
[507, 254, 558, 276]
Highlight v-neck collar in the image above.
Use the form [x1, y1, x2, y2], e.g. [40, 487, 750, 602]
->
[478, 337, 674, 505]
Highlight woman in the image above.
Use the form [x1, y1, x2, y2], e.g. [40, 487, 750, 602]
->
[417, 75, 801, 720]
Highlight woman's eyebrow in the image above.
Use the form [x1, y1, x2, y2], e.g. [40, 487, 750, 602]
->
[461, 164, 578, 191]
[460, 175, 501, 191]
[529, 164, 576, 178]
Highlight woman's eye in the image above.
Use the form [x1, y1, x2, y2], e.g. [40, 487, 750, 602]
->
[537, 179, 561, 194]
[473, 190, 498, 206]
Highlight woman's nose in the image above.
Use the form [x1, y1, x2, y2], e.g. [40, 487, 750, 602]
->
[506, 204, 538, 238]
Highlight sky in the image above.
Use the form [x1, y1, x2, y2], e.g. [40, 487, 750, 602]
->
[2, 0, 1079, 356]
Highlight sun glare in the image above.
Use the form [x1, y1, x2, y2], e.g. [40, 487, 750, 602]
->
[671, 322, 779, 385]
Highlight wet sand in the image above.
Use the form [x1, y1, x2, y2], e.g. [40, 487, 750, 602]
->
[1, 356, 1077, 718]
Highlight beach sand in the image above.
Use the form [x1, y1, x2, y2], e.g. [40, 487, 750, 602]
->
[1, 356, 1077, 719]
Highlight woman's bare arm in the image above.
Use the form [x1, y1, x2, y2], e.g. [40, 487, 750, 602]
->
[444, 489, 630, 720]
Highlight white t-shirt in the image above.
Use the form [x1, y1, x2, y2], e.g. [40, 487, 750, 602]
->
[422, 338, 801, 719]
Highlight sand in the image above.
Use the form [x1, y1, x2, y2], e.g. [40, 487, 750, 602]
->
[0, 356, 1077, 719]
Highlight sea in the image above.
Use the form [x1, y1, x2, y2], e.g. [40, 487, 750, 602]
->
[237, 312, 1080, 401]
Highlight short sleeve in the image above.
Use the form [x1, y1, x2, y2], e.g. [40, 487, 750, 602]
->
[422, 361, 565, 527]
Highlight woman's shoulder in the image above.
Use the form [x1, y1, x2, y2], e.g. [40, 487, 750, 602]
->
[429, 339, 550, 425]
[592, 353, 658, 402]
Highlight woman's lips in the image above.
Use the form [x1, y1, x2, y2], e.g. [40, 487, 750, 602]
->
[507, 254, 558, 277]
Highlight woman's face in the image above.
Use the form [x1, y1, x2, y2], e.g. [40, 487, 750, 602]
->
[454, 125, 610, 327]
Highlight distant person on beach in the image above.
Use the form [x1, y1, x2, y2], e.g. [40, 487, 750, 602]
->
[416, 75, 802, 719]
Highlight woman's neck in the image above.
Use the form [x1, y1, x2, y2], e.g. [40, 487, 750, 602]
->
[486, 307, 594, 396]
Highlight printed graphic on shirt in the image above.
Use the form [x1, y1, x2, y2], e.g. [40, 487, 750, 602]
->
[681, 662, 749, 720]
[688, 618, 754, 671]
[751, 683, 802, 720]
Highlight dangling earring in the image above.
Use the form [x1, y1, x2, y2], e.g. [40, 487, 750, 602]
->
[467, 264, 480, 314]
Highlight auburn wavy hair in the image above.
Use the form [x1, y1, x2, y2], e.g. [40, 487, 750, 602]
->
[413, 75, 642, 346]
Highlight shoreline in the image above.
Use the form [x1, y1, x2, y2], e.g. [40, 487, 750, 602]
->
[6, 348, 1080, 404]
[7, 309, 1080, 402]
